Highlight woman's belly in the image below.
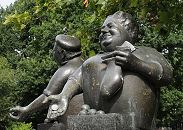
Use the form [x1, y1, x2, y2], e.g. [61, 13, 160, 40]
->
[83, 70, 158, 129]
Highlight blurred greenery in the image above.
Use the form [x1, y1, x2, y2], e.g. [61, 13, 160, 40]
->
[6, 122, 32, 130]
[0, 0, 182, 129]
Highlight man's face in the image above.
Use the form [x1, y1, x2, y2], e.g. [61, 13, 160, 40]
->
[99, 17, 130, 52]
[53, 43, 66, 65]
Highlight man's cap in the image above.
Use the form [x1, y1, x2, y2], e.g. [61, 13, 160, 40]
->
[55, 34, 81, 51]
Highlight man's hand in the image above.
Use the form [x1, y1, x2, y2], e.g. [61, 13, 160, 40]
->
[101, 46, 133, 67]
[9, 106, 28, 121]
[45, 94, 68, 121]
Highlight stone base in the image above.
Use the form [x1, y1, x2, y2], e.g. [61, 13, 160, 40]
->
[38, 114, 152, 130]
[67, 113, 124, 130]
[37, 122, 66, 130]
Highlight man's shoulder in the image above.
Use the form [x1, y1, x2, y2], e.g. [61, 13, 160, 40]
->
[57, 62, 79, 72]
[133, 46, 165, 61]
[135, 46, 158, 52]
[134, 46, 161, 56]
[83, 54, 104, 65]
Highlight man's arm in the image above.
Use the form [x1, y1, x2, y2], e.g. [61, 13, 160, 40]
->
[102, 47, 173, 86]
[46, 67, 83, 120]
[9, 66, 71, 121]
[125, 53, 172, 85]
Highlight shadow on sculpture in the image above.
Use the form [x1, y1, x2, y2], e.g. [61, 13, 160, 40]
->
[45, 11, 173, 130]
[9, 34, 84, 124]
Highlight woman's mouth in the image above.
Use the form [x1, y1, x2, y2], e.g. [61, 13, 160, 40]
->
[102, 33, 112, 40]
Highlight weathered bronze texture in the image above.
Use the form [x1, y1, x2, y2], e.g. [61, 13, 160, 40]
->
[9, 34, 84, 122]
[46, 11, 173, 130]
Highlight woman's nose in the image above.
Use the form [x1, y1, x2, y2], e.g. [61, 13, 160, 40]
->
[101, 26, 109, 33]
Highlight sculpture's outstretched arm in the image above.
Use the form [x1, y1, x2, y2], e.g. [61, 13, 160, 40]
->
[46, 67, 83, 120]
[9, 66, 71, 121]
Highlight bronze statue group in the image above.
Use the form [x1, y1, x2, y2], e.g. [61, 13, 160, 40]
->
[10, 11, 172, 130]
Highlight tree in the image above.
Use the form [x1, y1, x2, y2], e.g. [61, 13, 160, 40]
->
[0, 57, 17, 129]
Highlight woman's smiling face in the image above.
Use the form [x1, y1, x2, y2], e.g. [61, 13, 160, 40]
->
[99, 17, 130, 52]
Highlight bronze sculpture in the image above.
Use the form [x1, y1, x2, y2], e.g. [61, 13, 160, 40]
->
[9, 34, 84, 122]
[45, 11, 173, 130]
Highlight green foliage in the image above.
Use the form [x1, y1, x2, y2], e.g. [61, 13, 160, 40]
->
[6, 122, 32, 130]
[15, 56, 57, 104]
[158, 87, 183, 126]
[0, 0, 182, 128]
[0, 57, 17, 128]
[3, 11, 31, 30]
[139, 25, 183, 126]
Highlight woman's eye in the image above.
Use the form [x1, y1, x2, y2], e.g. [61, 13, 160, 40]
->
[108, 23, 117, 29]
[108, 24, 113, 28]
[101, 26, 105, 29]
[58, 49, 63, 53]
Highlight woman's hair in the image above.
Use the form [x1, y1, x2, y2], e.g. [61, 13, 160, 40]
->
[107, 11, 139, 43]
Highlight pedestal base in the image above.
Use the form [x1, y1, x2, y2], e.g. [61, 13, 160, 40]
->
[38, 113, 152, 130]
[67, 113, 124, 130]
[37, 122, 66, 130]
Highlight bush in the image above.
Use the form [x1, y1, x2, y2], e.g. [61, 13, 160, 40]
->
[6, 122, 32, 130]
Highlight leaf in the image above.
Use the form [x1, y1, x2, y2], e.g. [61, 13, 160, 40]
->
[96, 0, 105, 5]
[137, 7, 148, 20]
[158, 11, 169, 24]
[84, 13, 96, 23]
[3, 13, 17, 25]
[21, 24, 26, 30]
[56, 0, 61, 3]
[34, 5, 40, 14]
[89, 50, 96, 57]
[130, 0, 138, 7]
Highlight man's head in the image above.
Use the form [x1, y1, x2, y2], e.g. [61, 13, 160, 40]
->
[53, 34, 81, 65]
[99, 11, 138, 52]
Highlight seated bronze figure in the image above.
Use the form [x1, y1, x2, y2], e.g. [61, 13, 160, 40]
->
[9, 34, 84, 123]
[45, 11, 173, 130]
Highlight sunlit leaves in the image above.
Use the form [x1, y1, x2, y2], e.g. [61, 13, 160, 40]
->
[84, 13, 96, 23]
[3, 11, 31, 30]
[96, 0, 105, 5]
[6, 122, 32, 130]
